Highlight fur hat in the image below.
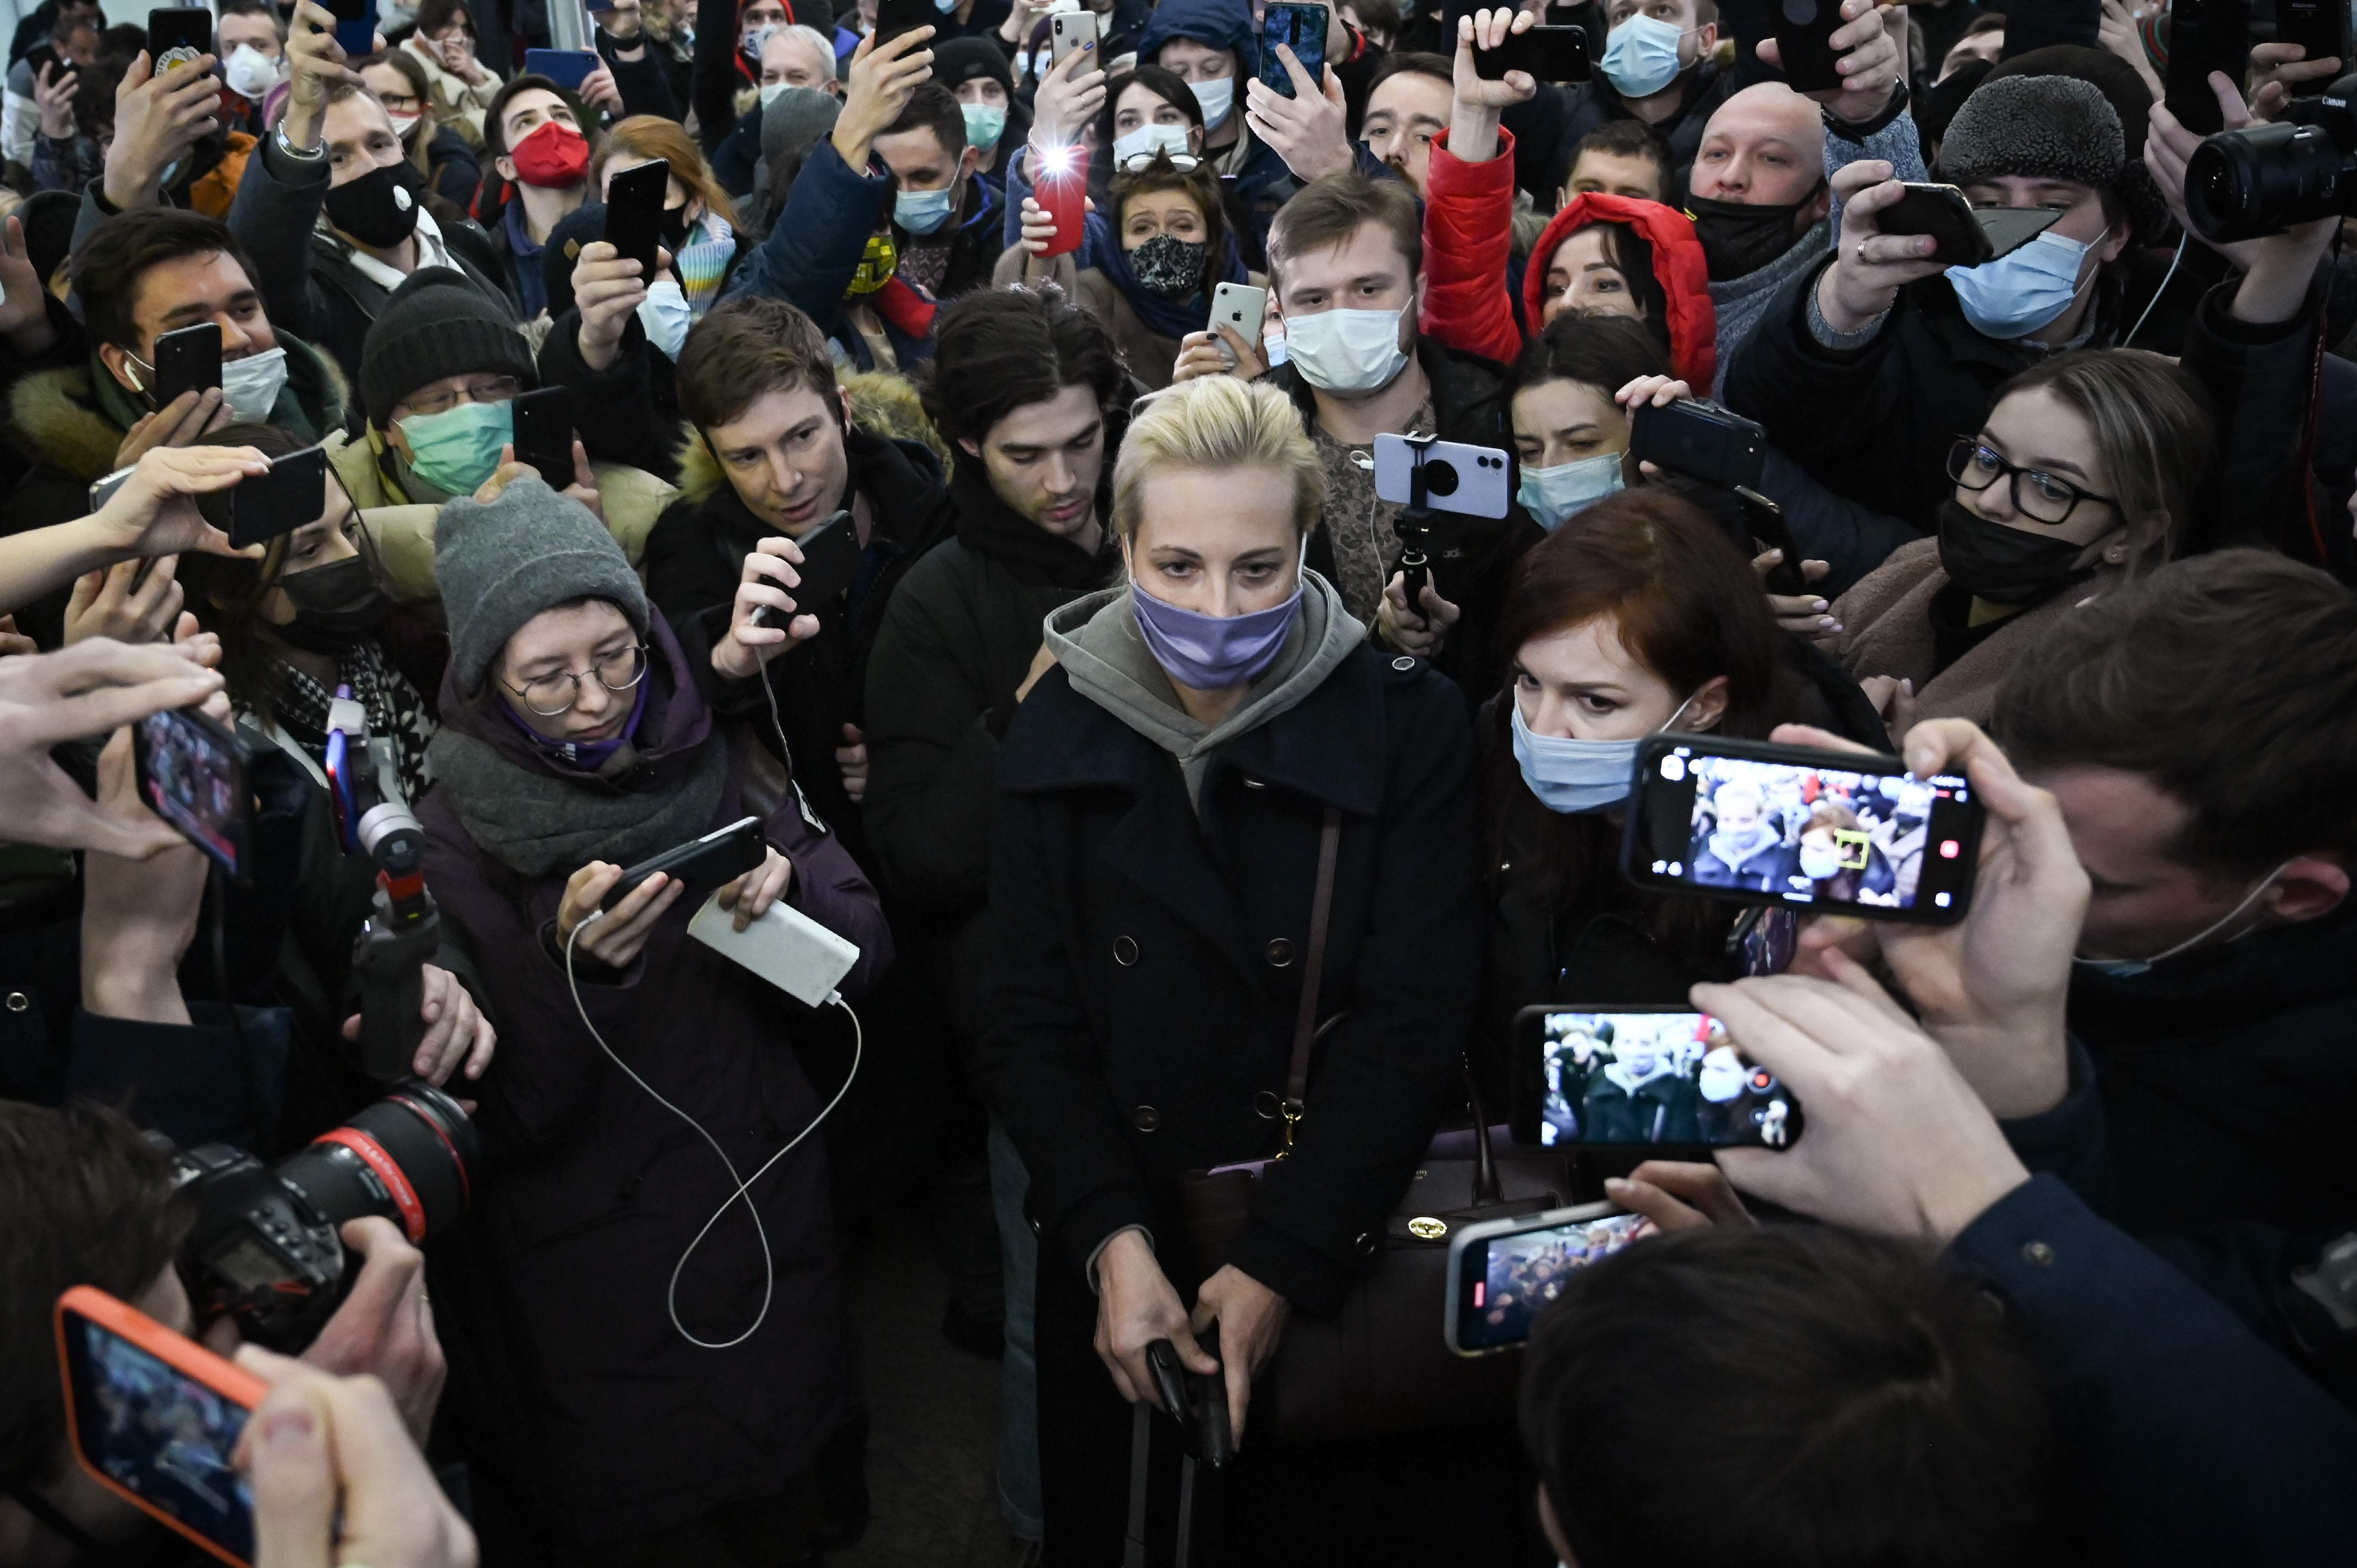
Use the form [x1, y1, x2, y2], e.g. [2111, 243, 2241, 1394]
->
[1939, 68, 2169, 243]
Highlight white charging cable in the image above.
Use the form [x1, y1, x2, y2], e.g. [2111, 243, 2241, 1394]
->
[564, 910, 861, 1350]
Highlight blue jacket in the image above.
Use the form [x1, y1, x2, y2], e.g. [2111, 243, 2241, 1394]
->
[723, 137, 936, 370]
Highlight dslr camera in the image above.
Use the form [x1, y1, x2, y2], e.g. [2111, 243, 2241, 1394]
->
[2185, 72, 2357, 242]
[164, 1082, 481, 1350]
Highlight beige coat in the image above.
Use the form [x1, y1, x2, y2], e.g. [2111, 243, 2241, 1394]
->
[400, 36, 500, 148]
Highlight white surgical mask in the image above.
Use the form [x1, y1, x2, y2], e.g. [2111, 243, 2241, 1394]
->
[759, 80, 792, 107]
[2073, 861, 2293, 979]
[637, 278, 693, 360]
[1797, 844, 1843, 880]
[1516, 450, 1623, 530]
[224, 43, 282, 101]
[1112, 120, 1192, 169]
[1947, 230, 2094, 340]
[1189, 74, 1235, 129]
[219, 347, 289, 421]
[1697, 1047, 1744, 1104]
[1283, 305, 1409, 395]
[1599, 12, 1685, 98]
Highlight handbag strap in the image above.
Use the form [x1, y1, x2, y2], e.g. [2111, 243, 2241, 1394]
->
[1277, 807, 1344, 1156]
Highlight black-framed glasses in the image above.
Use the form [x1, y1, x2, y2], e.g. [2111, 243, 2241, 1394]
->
[502, 643, 648, 716]
[1945, 437, 2116, 526]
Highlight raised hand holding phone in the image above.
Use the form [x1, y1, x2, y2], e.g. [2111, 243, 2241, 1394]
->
[715, 537, 822, 677]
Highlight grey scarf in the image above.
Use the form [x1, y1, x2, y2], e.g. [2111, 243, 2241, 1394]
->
[425, 723, 731, 878]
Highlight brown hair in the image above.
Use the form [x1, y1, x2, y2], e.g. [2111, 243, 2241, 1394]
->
[1992, 549, 2357, 882]
[1268, 171, 1421, 287]
[919, 283, 1126, 449]
[0, 1102, 194, 1481]
[71, 208, 263, 357]
[593, 113, 741, 229]
[675, 294, 837, 431]
[355, 50, 441, 179]
[1109, 152, 1227, 273]
[1568, 117, 1674, 199]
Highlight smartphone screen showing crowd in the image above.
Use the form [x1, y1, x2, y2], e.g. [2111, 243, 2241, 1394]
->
[1513, 1006, 1804, 1150]
[1620, 736, 1985, 922]
[56, 1286, 269, 1567]
[1446, 1203, 1645, 1355]
[1258, 3, 1328, 98]
[132, 708, 253, 881]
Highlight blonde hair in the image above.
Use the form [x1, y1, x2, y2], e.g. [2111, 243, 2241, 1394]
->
[592, 114, 740, 229]
[1111, 376, 1325, 543]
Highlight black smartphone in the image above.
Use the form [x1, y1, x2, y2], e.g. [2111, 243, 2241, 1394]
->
[874, 0, 937, 49]
[225, 442, 327, 550]
[151, 321, 222, 408]
[1878, 182, 2062, 267]
[1445, 1201, 1646, 1355]
[601, 815, 767, 911]
[2279, 0, 2348, 91]
[1628, 398, 1766, 491]
[602, 157, 670, 283]
[2166, 0, 2252, 135]
[146, 6, 213, 72]
[1771, 0, 1843, 93]
[1511, 1005, 1806, 1151]
[132, 706, 253, 881]
[750, 509, 860, 630]
[1735, 485, 1804, 595]
[1475, 22, 1590, 81]
[509, 386, 574, 487]
[1258, 3, 1329, 98]
[1620, 733, 1985, 923]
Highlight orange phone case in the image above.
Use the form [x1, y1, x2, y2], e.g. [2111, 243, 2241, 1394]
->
[54, 1285, 272, 1568]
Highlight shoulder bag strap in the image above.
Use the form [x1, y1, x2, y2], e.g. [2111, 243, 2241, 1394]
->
[1277, 807, 1343, 1156]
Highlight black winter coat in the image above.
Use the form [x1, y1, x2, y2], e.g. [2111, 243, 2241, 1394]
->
[983, 642, 1482, 1316]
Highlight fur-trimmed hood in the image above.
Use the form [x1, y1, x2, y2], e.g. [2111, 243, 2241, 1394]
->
[669, 368, 951, 504]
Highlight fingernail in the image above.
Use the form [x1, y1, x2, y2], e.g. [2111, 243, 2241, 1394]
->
[416, 1052, 433, 1074]
[1603, 1176, 1631, 1191]
[262, 1407, 315, 1448]
[1808, 598, 1827, 612]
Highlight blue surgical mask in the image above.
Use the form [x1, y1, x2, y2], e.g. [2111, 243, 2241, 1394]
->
[895, 183, 958, 235]
[637, 278, 693, 361]
[1599, 13, 1686, 99]
[1511, 690, 1697, 813]
[1189, 74, 1235, 129]
[962, 102, 1008, 154]
[1516, 451, 1623, 530]
[397, 398, 513, 497]
[2072, 862, 2291, 979]
[1947, 230, 2094, 339]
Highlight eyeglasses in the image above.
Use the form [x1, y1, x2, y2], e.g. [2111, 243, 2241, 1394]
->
[502, 643, 648, 716]
[1945, 438, 2116, 526]
[1117, 150, 1202, 173]
[399, 374, 523, 419]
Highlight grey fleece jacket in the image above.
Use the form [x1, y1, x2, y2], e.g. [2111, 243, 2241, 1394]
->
[1708, 110, 1927, 397]
[1043, 569, 1362, 811]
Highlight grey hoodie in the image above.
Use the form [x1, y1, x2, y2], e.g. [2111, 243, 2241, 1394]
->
[1043, 568, 1363, 811]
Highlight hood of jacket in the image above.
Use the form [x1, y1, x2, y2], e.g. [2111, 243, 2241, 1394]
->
[947, 450, 1117, 589]
[1524, 192, 1716, 390]
[1042, 566, 1361, 808]
[672, 367, 951, 504]
[1138, 0, 1258, 77]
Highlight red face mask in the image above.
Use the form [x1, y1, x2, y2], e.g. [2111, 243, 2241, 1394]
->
[507, 119, 589, 188]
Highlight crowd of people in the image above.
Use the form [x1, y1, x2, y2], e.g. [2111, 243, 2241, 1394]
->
[0, 0, 2354, 1562]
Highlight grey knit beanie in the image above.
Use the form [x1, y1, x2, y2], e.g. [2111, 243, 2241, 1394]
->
[434, 477, 651, 693]
[360, 267, 537, 431]
[1939, 74, 2125, 190]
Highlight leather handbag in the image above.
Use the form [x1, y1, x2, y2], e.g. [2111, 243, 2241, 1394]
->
[1175, 810, 1571, 1445]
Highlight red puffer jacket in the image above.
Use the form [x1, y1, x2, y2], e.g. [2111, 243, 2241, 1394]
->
[1419, 127, 1717, 389]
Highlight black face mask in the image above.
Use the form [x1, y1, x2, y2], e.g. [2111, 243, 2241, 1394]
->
[659, 200, 693, 253]
[275, 555, 387, 653]
[324, 159, 425, 249]
[1683, 189, 1819, 282]
[1934, 498, 2095, 606]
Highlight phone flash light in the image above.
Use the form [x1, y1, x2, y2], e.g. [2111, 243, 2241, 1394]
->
[1939, 840, 1961, 859]
[1038, 144, 1077, 174]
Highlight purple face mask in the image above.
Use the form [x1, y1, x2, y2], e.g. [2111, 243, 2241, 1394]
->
[1130, 574, 1304, 691]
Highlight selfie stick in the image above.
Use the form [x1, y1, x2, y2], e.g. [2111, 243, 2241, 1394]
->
[1396, 432, 1438, 621]
[329, 690, 440, 1084]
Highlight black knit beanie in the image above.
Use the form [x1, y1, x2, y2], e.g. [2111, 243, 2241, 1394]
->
[359, 267, 537, 430]
[931, 37, 1015, 98]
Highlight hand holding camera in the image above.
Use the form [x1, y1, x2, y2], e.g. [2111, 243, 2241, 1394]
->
[286, 1216, 446, 1444]
[2145, 70, 2342, 322]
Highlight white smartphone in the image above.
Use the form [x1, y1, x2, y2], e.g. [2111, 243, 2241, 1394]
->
[1208, 282, 1268, 353]
[1372, 433, 1513, 521]
[1048, 9, 1098, 68]
[1444, 1201, 1646, 1356]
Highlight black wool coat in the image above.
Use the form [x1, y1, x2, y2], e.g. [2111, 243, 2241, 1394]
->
[982, 641, 1482, 1316]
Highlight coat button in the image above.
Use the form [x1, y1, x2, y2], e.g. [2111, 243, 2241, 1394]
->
[1132, 1105, 1160, 1132]
[1113, 935, 1139, 967]
[3, 992, 26, 1013]
[2021, 1241, 2056, 1267]
[1265, 937, 1293, 967]
[1354, 1232, 1379, 1260]
[1391, 655, 1416, 671]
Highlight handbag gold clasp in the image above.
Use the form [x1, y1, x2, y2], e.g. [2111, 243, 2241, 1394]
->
[1274, 1099, 1304, 1159]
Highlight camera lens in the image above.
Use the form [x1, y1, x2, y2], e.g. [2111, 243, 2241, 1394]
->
[2185, 120, 2351, 242]
[274, 1083, 482, 1244]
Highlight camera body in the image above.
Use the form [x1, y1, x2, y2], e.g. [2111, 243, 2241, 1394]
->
[167, 1083, 479, 1350]
[2185, 74, 2357, 242]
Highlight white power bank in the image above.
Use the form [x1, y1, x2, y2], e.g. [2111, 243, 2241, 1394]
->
[686, 892, 859, 1007]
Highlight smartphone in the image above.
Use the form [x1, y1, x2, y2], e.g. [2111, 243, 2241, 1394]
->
[2166, 0, 2252, 135]
[1445, 1201, 1645, 1355]
[507, 386, 574, 488]
[1474, 23, 1590, 82]
[1621, 733, 1986, 922]
[1372, 432, 1512, 519]
[1208, 281, 1267, 350]
[151, 321, 222, 410]
[602, 815, 767, 911]
[1258, 3, 1328, 97]
[2279, 0, 2348, 91]
[877, 0, 940, 50]
[1035, 141, 1089, 258]
[226, 442, 327, 550]
[57, 1286, 268, 1567]
[1771, 0, 1844, 93]
[1512, 1006, 1806, 1151]
[1736, 485, 1804, 595]
[524, 46, 600, 89]
[1046, 7, 1098, 68]
[147, 6, 213, 71]
[602, 158, 670, 282]
[133, 707, 253, 880]
[89, 463, 138, 514]
[1877, 182, 2062, 268]
[1628, 398, 1766, 491]
[325, 0, 378, 58]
